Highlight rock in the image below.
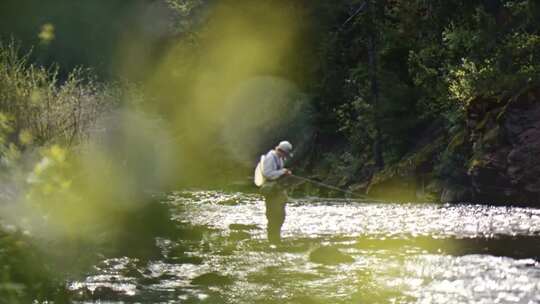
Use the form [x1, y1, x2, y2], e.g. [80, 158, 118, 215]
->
[309, 246, 354, 265]
[272, 241, 311, 253]
[518, 128, 540, 144]
[122, 266, 144, 279]
[525, 180, 540, 193]
[91, 286, 126, 300]
[507, 146, 528, 163]
[169, 255, 204, 265]
[507, 165, 521, 179]
[440, 185, 471, 203]
[464, 87, 540, 204]
[166, 244, 204, 264]
[217, 244, 236, 256]
[139, 273, 179, 285]
[228, 224, 261, 231]
[138, 276, 161, 285]
[366, 129, 446, 202]
[168, 244, 188, 257]
[349, 181, 370, 194]
[191, 272, 234, 286]
[217, 198, 241, 205]
[229, 231, 251, 241]
[415, 179, 443, 202]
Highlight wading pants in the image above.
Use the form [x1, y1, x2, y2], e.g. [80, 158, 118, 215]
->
[261, 182, 288, 244]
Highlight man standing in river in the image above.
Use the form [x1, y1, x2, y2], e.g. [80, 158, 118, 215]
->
[254, 141, 293, 244]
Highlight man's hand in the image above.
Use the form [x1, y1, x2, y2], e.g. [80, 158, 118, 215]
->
[284, 169, 292, 176]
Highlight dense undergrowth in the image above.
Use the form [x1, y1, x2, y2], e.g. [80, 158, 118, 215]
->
[0, 43, 127, 302]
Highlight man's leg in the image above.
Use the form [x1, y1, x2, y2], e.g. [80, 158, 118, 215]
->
[265, 191, 287, 244]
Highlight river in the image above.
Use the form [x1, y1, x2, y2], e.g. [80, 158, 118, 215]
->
[69, 190, 540, 303]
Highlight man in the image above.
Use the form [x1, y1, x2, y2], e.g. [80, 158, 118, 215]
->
[254, 140, 293, 244]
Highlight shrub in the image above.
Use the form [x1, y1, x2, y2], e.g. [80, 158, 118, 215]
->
[0, 42, 118, 146]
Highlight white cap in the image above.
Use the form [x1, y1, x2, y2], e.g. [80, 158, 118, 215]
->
[277, 140, 293, 157]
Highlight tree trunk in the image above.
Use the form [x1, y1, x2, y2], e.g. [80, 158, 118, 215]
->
[367, 0, 384, 169]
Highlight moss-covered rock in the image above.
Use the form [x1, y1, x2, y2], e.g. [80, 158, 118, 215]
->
[191, 272, 234, 286]
[366, 134, 446, 202]
[465, 86, 540, 203]
[309, 246, 354, 265]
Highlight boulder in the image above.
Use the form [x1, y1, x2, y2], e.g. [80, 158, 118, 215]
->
[228, 231, 251, 241]
[228, 224, 260, 231]
[465, 87, 540, 203]
[191, 272, 234, 286]
[309, 246, 354, 265]
[91, 286, 128, 300]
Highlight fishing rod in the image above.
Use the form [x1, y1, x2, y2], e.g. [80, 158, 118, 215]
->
[289, 174, 368, 199]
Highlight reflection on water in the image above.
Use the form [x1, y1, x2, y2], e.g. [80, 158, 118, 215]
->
[70, 191, 540, 303]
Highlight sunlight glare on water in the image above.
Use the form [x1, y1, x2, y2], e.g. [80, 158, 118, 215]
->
[70, 190, 540, 303]
[170, 191, 540, 239]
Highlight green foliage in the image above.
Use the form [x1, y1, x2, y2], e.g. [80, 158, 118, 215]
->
[26, 145, 71, 202]
[0, 229, 69, 303]
[0, 42, 127, 303]
[304, 0, 540, 190]
[434, 130, 470, 183]
[313, 0, 430, 167]
[0, 115, 71, 303]
[2, 0, 540, 299]
[410, 1, 540, 107]
[335, 97, 375, 149]
[0, 42, 117, 145]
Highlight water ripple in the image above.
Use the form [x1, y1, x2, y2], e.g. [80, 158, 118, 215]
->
[169, 191, 540, 239]
[69, 191, 540, 303]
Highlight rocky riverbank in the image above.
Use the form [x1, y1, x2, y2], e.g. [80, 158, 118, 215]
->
[308, 86, 540, 205]
[467, 86, 540, 204]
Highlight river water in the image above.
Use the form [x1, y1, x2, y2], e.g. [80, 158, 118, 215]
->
[69, 190, 540, 303]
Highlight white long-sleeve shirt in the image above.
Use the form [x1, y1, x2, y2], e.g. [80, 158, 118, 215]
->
[262, 150, 286, 181]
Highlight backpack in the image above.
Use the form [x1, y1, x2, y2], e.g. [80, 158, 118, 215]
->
[253, 155, 265, 187]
